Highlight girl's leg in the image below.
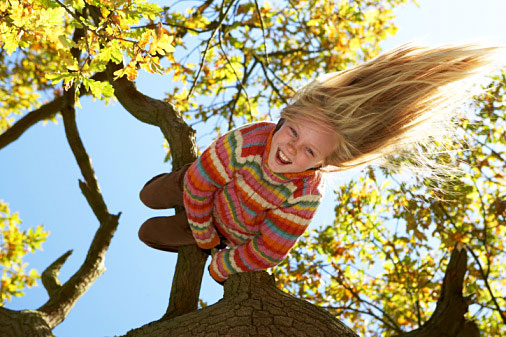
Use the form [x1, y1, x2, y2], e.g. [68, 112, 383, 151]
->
[138, 212, 195, 252]
[139, 162, 192, 209]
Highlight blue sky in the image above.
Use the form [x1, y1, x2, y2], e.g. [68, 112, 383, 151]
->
[1, 1, 505, 336]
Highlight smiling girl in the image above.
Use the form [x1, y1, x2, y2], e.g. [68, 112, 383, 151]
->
[139, 44, 502, 284]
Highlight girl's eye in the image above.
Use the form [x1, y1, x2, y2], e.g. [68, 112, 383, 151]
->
[289, 127, 297, 137]
[307, 148, 314, 157]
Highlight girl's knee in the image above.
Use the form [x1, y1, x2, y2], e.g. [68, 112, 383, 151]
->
[138, 217, 158, 244]
[139, 173, 166, 207]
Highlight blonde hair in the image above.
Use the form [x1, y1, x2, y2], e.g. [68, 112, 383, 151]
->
[281, 43, 503, 172]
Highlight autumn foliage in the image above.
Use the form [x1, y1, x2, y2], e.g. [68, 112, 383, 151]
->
[0, 0, 505, 336]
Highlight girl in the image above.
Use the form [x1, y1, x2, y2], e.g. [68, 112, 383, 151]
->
[139, 44, 502, 284]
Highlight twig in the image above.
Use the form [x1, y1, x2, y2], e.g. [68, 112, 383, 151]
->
[217, 30, 252, 125]
[253, 0, 269, 64]
[255, 55, 290, 106]
[328, 270, 402, 333]
[53, 0, 141, 46]
[186, 0, 236, 99]
[466, 246, 506, 324]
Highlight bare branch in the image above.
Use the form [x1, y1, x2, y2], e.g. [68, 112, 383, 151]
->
[217, 30, 253, 127]
[37, 87, 120, 329]
[0, 71, 107, 151]
[41, 250, 73, 298]
[327, 269, 402, 333]
[255, 55, 291, 106]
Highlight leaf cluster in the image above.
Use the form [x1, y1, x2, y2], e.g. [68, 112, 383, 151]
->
[0, 0, 411, 135]
[0, 201, 48, 305]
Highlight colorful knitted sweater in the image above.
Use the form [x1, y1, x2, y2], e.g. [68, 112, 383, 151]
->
[183, 122, 323, 282]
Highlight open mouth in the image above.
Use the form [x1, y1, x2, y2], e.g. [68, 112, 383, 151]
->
[276, 149, 292, 165]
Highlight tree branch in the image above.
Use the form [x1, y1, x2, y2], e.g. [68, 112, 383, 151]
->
[37, 87, 120, 329]
[187, 0, 236, 99]
[394, 243, 475, 337]
[105, 62, 197, 166]
[0, 71, 107, 151]
[0, 98, 63, 150]
[332, 272, 402, 333]
[437, 204, 506, 326]
[253, 0, 270, 64]
[41, 250, 73, 298]
[105, 59, 204, 319]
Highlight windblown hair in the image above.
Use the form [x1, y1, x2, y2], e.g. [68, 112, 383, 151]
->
[281, 43, 503, 172]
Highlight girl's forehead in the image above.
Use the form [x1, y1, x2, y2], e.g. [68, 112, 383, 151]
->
[286, 117, 338, 153]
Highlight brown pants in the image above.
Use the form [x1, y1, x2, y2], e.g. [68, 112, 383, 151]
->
[138, 163, 195, 252]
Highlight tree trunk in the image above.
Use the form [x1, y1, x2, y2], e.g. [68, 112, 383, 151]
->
[0, 308, 54, 337]
[123, 271, 358, 337]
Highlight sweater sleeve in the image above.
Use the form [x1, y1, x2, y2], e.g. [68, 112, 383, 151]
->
[183, 132, 236, 249]
[208, 194, 321, 282]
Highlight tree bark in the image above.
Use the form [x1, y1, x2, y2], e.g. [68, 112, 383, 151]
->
[394, 243, 478, 337]
[0, 308, 54, 337]
[0, 243, 479, 337]
[123, 271, 358, 337]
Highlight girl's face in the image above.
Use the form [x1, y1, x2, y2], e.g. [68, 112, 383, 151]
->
[267, 117, 337, 174]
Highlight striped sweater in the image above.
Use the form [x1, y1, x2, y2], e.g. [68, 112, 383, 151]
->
[183, 122, 323, 282]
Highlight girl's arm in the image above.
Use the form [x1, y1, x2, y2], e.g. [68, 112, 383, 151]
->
[208, 196, 320, 283]
[183, 131, 236, 249]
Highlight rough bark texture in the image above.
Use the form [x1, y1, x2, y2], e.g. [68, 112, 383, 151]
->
[0, 308, 54, 337]
[124, 271, 358, 337]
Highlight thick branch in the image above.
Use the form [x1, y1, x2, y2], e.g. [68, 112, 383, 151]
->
[162, 245, 208, 320]
[394, 243, 475, 337]
[105, 61, 204, 318]
[123, 271, 357, 337]
[0, 98, 64, 150]
[41, 250, 73, 298]
[0, 308, 54, 337]
[105, 62, 197, 165]
[37, 88, 120, 329]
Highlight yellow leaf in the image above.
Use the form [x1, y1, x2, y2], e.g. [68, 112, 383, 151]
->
[364, 9, 379, 24]
[307, 19, 319, 27]
[349, 38, 361, 51]
[125, 63, 138, 81]
[100, 7, 110, 18]
[138, 30, 152, 50]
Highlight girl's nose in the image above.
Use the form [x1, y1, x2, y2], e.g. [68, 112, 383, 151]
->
[286, 142, 297, 155]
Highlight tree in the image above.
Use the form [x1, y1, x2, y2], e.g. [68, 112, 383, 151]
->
[275, 71, 506, 336]
[0, 0, 502, 336]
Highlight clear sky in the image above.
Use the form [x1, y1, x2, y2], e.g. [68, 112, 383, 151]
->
[1, 1, 505, 336]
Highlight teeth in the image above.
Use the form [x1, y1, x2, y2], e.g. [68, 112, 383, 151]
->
[279, 150, 291, 163]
